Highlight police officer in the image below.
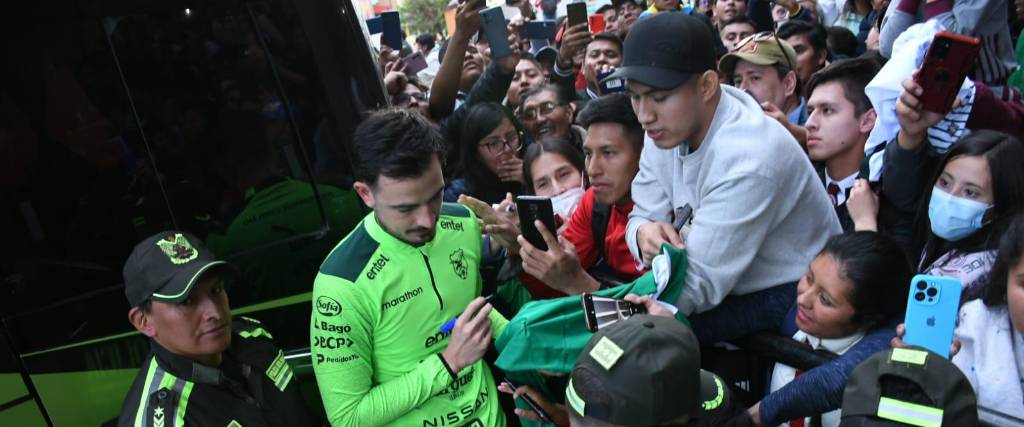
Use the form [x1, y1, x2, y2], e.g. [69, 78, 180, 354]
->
[116, 231, 317, 427]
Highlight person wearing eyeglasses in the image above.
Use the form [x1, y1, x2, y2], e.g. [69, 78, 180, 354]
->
[518, 84, 587, 148]
[444, 102, 527, 205]
[720, 32, 809, 147]
[392, 80, 430, 117]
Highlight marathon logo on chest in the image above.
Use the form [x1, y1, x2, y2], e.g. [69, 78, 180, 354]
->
[366, 254, 391, 280]
[382, 286, 423, 310]
[439, 218, 464, 232]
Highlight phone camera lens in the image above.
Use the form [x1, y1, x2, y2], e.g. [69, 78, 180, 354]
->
[926, 288, 938, 297]
[914, 292, 926, 301]
[916, 282, 927, 290]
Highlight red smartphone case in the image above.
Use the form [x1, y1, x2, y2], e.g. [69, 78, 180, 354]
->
[589, 15, 606, 33]
[914, 31, 980, 114]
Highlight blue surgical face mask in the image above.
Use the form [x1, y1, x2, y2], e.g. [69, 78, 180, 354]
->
[928, 187, 992, 241]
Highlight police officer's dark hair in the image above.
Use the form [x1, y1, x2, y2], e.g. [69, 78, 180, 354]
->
[416, 33, 435, 50]
[138, 299, 153, 313]
[777, 19, 828, 56]
[804, 57, 881, 115]
[818, 231, 911, 330]
[576, 93, 643, 154]
[352, 108, 446, 186]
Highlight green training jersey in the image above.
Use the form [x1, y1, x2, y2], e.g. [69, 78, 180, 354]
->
[311, 203, 508, 427]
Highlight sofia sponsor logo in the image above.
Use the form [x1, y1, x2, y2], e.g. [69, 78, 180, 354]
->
[316, 296, 342, 316]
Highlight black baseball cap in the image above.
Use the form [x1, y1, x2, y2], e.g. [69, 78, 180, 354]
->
[123, 231, 237, 307]
[841, 347, 978, 427]
[566, 315, 728, 425]
[601, 13, 717, 90]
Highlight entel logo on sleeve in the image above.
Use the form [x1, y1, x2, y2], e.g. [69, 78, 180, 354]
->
[316, 296, 342, 317]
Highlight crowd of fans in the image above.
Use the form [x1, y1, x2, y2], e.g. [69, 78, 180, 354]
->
[112, 0, 1024, 426]
[360, 0, 1024, 424]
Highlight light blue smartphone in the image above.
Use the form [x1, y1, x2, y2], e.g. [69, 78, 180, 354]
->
[902, 274, 962, 358]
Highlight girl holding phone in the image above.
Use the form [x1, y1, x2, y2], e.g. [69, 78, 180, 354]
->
[850, 118, 1024, 297]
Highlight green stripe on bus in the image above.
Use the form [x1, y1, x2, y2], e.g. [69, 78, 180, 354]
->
[21, 292, 312, 358]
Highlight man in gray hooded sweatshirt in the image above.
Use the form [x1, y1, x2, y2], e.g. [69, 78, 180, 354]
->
[604, 13, 841, 343]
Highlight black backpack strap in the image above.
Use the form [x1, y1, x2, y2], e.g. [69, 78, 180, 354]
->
[591, 202, 612, 261]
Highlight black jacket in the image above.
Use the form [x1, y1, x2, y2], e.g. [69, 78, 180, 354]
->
[816, 166, 855, 233]
[880, 141, 940, 260]
[117, 317, 318, 427]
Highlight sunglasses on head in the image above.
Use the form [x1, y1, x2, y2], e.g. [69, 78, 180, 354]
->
[735, 31, 794, 72]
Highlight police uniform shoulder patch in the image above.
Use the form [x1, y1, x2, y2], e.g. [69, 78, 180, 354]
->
[265, 350, 295, 392]
[235, 315, 274, 339]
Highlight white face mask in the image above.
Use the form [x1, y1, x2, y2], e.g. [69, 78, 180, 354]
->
[551, 186, 585, 219]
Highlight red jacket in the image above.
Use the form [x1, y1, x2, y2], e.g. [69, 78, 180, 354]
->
[519, 188, 648, 300]
[563, 188, 647, 282]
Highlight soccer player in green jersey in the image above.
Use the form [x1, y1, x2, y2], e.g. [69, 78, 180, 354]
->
[311, 109, 508, 427]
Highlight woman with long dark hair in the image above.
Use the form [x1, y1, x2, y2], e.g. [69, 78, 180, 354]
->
[522, 137, 587, 220]
[912, 131, 1024, 295]
[853, 130, 1024, 296]
[444, 102, 527, 204]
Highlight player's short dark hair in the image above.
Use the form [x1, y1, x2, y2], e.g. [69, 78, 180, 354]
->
[352, 108, 445, 186]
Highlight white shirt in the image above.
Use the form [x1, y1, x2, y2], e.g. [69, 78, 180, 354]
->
[417, 48, 441, 86]
[953, 300, 1024, 420]
[824, 170, 857, 206]
[770, 330, 865, 427]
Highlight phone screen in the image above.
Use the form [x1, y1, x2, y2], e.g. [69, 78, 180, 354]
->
[584, 294, 646, 332]
[404, 52, 428, 74]
[502, 379, 555, 424]
[516, 196, 556, 251]
[567, 2, 588, 29]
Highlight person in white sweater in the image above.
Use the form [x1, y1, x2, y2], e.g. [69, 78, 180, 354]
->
[604, 13, 841, 344]
[951, 213, 1024, 420]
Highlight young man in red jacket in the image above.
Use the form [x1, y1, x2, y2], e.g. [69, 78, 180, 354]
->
[519, 93, 647, 293]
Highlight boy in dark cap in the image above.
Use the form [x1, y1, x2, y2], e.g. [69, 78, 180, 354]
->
[117, 231, 316, 427]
